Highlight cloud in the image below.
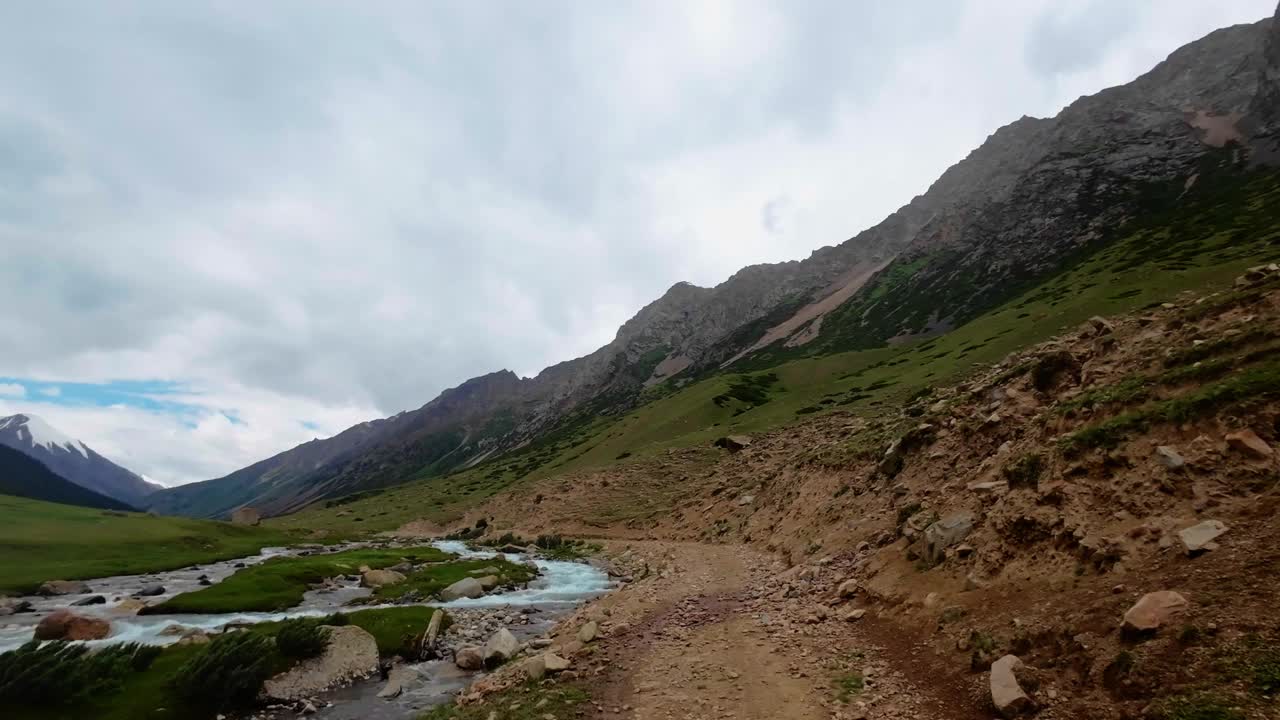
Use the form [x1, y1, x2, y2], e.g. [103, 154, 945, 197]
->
[0, 1, 1273, 485]
[0, 383, 24, 398]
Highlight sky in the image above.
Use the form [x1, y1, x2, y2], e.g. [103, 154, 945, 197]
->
[0, 1, 1274, 487]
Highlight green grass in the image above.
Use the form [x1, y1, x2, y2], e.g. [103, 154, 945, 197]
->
[368, 557, 537, 602]
[832, 672, 865, 703]
[275, 171, 1280, 536]
[143, 546, 452, 613]
[419, 682, 590, 720]
[0, 495, 299, 595]
[1155, 694, 1246, 720]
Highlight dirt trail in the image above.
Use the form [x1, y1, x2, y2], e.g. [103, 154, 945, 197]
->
[559, 541, 986, 720]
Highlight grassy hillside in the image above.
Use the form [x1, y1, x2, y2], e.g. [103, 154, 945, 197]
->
[274, 170, 1280, 536]
[0, 495, 298, 594]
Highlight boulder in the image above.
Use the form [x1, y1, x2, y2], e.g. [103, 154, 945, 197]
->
[230, 507, 261, 526]
[990, 655, 1033, 717]
[114, 598, 146, 614]
[578, 620, 599, 643]
[137, 584, 165, 597]
[1122, 591, 1188, 638]
[388, 561, 414, 574]
[543, 652, 570, 672]
[1178, 520, 1228, 555]
[440, 577, 485, 601]
[37, 580, 91, 596]
[713, 435, 752, 452]
[70, 595, 106, 607]
[476, 575, 501, 591]
[377, 665, 417, 699]
[483, 628, 519, 667]
[177, 630, 210, 645]
[455, 646, 485, 670]
[922, 512, 975, 566]
[33, 610, 111, 641]
[361, 569, 407, 588]
[1154, 446, 1186, 470]
[1226, 429, 1273, 459]
[843, 608, 867, 622]
[262, 625, 378, 701]
[0, 598, 33, 615]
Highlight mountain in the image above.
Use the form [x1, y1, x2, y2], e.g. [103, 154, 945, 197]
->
[149, 8, 1280, 520]
[0, 444, 135, 511]
[0, 414, 159, 507]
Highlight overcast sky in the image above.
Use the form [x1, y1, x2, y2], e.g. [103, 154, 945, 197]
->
[0, 1, 1273, 486]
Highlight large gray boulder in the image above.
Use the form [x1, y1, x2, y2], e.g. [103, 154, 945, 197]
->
[37, 580, 91, 596]
[440, 577, 484, 601]
[922, 512, 975, 565]
[1178, 520, 1227, 555]
[990, 655, 1033, 717]
[361, 569, 406, 588]
[483, 628, 520, 667]
[262, 625, 378, 701]
[455, 646, 484, 670]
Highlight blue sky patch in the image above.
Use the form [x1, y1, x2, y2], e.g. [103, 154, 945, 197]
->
[0, 377, 198, 414]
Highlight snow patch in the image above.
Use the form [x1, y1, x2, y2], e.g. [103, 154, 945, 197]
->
[1, 413, 90, 457]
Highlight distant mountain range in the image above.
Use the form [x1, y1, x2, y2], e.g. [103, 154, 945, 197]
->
[147, 8, 1280, 520]
[0, 414, 160, 507]
[0, 443, 134, 511]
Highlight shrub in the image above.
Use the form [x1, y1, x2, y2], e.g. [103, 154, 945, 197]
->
[1002, 453, 1044, 489]
[171, 632, 275, 711]
[0, 640, 159, 706]
[275, 618, 330, 660]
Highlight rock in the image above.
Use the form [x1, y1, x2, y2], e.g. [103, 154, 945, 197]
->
[843, 608, 867, 622]
[377, 665, 417, 699]
[1087, 316, 1114, 336]
[836, 579, 859, 598]
[230, 507, 261, 526]
[543, 652, 570, 672]
[923, 592, 941, 609]
[968, 480, 1007, 493]
[440, 577, 485, 601]
[137, 584, 166, 597]
[114, 598, 146, 613]
[1226, 429, 1273, 458]
[484, 628, 519, 667]
[713, 435, 752, 452]
[37, 580, 91, 596]
[301, 701, 317, 715]
[70, 595, 106, 606]
[523, 654, 547, 680]
[361, 569, 407, 588]
[578, 620, 599, 643]
[34, 610, 111, 641]
[990, 655, 1033, 717]
[388, 562, 414, 574]
[177, 630, 210, 645]
[1122, 591, 1189, 637]
[262, 625, 379, 701]
[0, 598, 33, 615]
[1154, 446, 1186, 470]
[1178, 520, 1228, 555]
[497, 544, 527, 554]
[922, 512, 975, 566]
[476, 575, 501, 591]
[159, 624, 187, 636]
[736, 494, 755, 506]
[455, 646, 485, 670]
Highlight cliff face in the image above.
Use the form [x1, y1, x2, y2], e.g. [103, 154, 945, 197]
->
[149, 9, 1280, 519]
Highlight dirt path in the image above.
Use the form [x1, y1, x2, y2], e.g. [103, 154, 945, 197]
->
[558, 541, 987, 720]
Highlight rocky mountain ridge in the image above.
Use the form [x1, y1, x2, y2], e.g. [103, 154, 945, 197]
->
[149, 7, 1280, 520]
[0, 413, 157, 507]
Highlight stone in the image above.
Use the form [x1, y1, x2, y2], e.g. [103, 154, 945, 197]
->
[455, 646, 485, 671]
[1087, 316, 1114, 336]
[388, 561, 414, 574]
[37, 580, 91, 596]
[523, 654, 547, 680]
[138, 584, 166, 597]
[990, 655, 1033, 718]
[1178, 520, 1227, 555]
[484, 628, 519, 667]
[968, 480, 1007, 493]
[230, 507, 261, 526]
[377, 665, 417, 699]
[476, 575, 501, 590]
[114, 598, 146, 613]
[836, 579, 859, 598]
[843, 608, 867, 622]
[578, 620, 599, 643]
[34, 610, 111, 641]
[543, 652, 570, 672]
[262, 625, 379, 701]
[922, 512, 975, 566]
[440, 577, 485, 601]
[0, 598, 33, 615]
[177, 630, 210, 645]
[70, 595, 106, 606]
[361, 569, 407, 588]
[1154, 446, 1186, 470]
[1122, 591, 1189, 637]
[713, 435, 752, 452]
[1225, 429, 1273, 459]
[736, 494, 755, 506]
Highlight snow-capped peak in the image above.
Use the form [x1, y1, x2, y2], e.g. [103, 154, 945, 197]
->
[0, 413, 90, 457]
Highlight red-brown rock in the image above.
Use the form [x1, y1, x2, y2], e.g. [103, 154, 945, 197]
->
[34, 610, 111, 641]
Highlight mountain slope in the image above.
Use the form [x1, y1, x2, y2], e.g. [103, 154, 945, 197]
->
[0, 414, 160, 507]
[0, 444, 134, 511]
[153, 7, 1280, 520]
